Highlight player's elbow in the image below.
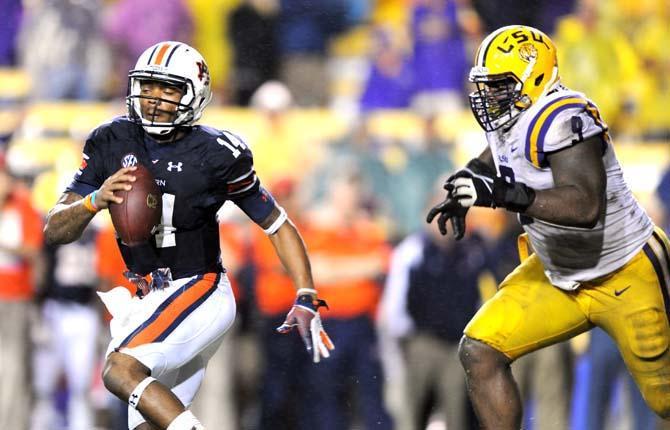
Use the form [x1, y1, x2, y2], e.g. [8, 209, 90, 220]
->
[575, 216, 598, 229]
[574, 200, 603, 229]
[43, 226, 62, 246]
[43, 221, 74, 246]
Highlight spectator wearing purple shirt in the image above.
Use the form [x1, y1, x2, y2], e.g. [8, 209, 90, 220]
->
[410, 0, 474, 115]
[0, 0, 22, 66]
[359, 27, 414, 113]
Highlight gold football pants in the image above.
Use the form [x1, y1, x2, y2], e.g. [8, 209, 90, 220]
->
[464, 227, 670, 417]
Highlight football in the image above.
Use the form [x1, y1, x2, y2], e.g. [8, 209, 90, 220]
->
[109, 164, 162, 246]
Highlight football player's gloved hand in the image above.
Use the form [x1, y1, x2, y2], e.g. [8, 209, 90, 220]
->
[426, 184, 469, 239]
[426, 158, 495, 240]
[276, 289, 335, 363]
[451, 174, 536, 212]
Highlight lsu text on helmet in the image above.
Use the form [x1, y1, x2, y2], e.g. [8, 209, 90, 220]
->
[127, 41, 213, 136]
[469, 25, 559, 132]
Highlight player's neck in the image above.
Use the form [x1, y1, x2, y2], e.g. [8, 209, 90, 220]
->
[148, 129, 187, 144]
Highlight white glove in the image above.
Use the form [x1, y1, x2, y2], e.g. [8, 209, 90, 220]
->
[276, 289, 335, 363]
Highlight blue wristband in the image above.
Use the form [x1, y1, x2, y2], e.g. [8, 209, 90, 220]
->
[90, 190, 99, 210]
[296, 294, 329, 311]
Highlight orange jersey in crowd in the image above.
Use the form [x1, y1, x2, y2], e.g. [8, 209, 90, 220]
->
[96, 223, 136, 294]
[303, 219, 390, 320]
[0, 188, 44, 301]
[218, 221, 248, 301]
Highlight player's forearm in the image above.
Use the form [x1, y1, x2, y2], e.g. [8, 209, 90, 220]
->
[44, 198, 96, 245]
[268, 219, 316, 293]
[523, 186, 602, 228]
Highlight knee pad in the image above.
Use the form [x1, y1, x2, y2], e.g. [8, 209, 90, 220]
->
[625, 308, 669, 360]
[128, 376, 156, 409]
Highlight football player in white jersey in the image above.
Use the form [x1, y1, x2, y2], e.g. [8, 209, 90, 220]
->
[427, 25, 670, 429]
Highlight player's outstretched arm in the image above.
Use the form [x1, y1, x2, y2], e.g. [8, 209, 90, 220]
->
[44, 166, 137, 245]
[264, 209, 335, 362]
[264, 210, 315, 294]
[448, 136, 605, 228]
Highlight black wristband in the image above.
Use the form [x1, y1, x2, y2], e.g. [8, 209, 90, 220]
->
[493, 177, 536, 212]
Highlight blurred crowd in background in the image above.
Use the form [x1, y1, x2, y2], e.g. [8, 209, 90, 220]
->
[0, 0, 669, 429]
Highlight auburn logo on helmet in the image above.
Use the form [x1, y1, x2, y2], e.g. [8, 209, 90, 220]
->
[196, 61, 210, 85]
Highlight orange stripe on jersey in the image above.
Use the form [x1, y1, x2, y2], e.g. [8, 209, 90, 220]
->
[153, 43, 171, 66]
[120, 273, 219, 349]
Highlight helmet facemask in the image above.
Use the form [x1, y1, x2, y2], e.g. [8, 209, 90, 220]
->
[469, 72, 525, 132]
[127, 72, 197, 136]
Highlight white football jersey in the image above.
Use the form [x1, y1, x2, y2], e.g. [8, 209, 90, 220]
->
[486, 85, 654, 290]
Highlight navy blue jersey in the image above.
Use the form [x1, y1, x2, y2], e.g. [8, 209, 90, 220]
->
[407, 232, 489, 343]
[67, 117, 277, 277]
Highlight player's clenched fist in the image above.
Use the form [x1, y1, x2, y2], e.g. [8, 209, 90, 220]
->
[95, 166, 138, 209]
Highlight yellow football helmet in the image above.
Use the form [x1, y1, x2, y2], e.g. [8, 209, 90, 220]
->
[469, 25, 559, 131]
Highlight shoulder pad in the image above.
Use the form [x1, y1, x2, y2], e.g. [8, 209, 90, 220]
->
[524, 93, 604, 168]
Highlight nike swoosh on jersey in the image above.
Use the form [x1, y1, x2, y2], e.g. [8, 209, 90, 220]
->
[614, 285, 631, 296]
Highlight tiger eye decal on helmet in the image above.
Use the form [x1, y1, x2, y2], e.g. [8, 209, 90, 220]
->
[518, 43, 538, 63]
[126, 41, 213, 136]
[469, 25, 559, 132]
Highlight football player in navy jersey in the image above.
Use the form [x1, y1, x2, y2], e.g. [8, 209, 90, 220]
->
[44, 41, 333, 430]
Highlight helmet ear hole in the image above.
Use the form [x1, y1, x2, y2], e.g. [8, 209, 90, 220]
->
[534, 73, 544, 86]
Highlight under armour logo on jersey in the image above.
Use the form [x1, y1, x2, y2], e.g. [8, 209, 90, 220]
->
[129, 393, 139, 407]
[167, 162, 183, 172]
[122, 153, 138, 168]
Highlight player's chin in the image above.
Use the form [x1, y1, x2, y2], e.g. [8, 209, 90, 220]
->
[150, 116, 172, 123]
[144, 111, 174, 123]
